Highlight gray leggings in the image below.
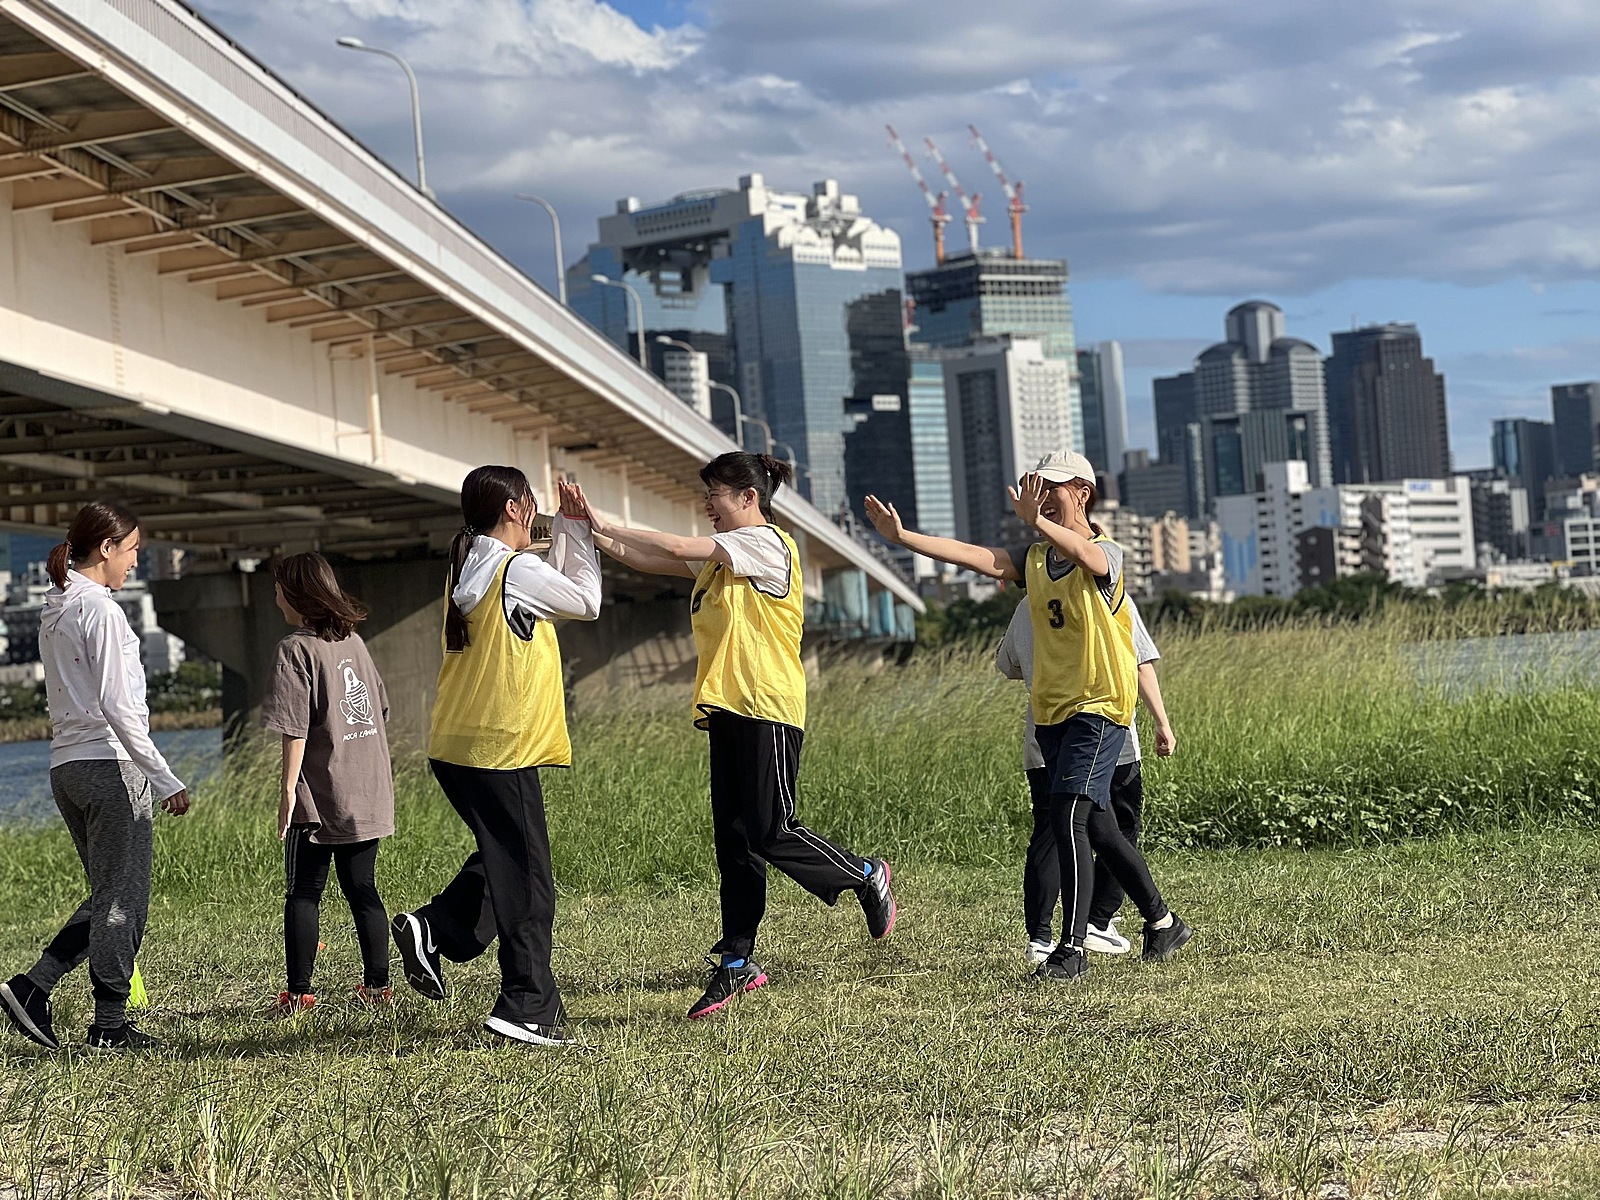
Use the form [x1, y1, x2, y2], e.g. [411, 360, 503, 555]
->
[27, 761, 154, 1029]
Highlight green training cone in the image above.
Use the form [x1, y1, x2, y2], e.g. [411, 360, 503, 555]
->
[128, 963, 148, 1010]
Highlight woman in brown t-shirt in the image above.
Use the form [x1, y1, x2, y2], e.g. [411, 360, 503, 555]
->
[260, 553, 396, 1016]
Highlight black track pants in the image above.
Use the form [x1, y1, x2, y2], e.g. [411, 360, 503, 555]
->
[1025, 764, 1168, 946]
[706, 710, 868, 962]
[415, 760, 562, 1025]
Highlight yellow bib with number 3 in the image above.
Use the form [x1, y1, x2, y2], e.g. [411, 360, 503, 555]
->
[1025, 537, 1137, 727]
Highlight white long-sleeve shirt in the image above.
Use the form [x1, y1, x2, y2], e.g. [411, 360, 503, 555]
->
[40, 570, 185, 800]
[452, 516, 602, 623]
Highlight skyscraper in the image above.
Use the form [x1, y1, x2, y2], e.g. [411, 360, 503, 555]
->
[905, 250, 1083, 451]
[940, 336, 1074, 545]
[1325, 323, 1450, 484]
[1551, 382, 1600, 479]
[907, 348, 956, 542]
[568, 174, 905, 514]
[1492, 418, 1557, 521]
[1179, 301, 1330, 509]
[1152, 371, 1203, 518]
[1077, 341, 1128, 482]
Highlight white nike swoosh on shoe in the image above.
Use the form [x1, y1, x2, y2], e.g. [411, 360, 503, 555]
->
[484, 1016, 573, 1047]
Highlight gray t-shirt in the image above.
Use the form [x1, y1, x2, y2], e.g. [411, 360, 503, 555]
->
[261, 629, 395, 844]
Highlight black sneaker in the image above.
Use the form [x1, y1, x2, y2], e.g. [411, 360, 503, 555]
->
[858, 858, 897, 939]
[0, 974, 58, 1050]
[1034, 945, 1090, 982]
[1143, 914, 1194, 962]
[86, 1021, 161, 1052]
[686, 957, 768, 1020]
[483, 1015, 578, 1047]
[391, 912, 446, 1001]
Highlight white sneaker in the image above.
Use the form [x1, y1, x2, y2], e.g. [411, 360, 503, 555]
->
[1026, 939, 1055, 965]
[1083, 922, 1131, 955]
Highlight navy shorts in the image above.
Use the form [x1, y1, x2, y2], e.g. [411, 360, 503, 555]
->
[1034, 713, 1128, 809]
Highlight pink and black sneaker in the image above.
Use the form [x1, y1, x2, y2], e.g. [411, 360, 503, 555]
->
[686, 957, 768, 1020]
[859, 858, 896, 939]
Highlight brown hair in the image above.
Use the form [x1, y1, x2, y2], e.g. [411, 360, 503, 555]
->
[446, 465, 536, 653]
[273, 552, 367, 641]
[700, 452, 792, 522]
[46, 501, 140, 589]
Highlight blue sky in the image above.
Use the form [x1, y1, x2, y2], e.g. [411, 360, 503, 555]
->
[192, 0, 1600, 470]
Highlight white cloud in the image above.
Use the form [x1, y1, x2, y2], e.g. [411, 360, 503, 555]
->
[193, 0, 1600, 301]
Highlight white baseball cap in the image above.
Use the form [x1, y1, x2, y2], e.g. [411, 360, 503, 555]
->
[1028, 450, 1097, 487]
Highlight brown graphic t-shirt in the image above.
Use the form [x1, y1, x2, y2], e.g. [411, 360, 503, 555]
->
[260, 628, 395, 845]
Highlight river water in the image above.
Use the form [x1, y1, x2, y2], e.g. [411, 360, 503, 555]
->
[0, 729, 221, 824]
[1406, 628, 1600, 694]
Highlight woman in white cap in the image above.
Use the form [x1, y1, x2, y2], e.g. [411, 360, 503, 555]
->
[995, 590, 1178, 962]
[866, 450, 1191, 981]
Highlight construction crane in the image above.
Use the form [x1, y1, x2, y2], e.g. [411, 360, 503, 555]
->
[885, 124, 950, 264]
[969, 123, 1027, 258]
[924, 135, 983, 254]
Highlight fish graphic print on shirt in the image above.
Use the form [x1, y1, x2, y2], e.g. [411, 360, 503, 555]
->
[339, 662, 375, 727]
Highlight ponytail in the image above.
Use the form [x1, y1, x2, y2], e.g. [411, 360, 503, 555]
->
[48, 501, 140, 589]
[443, 527, 475, 654]
[46, 543, 72, 590]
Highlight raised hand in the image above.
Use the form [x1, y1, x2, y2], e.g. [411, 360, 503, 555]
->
[1007, 473, 1046, 528]
[568, 481, 610, 536]
[863, 495, 905, 544]
[556, 479, 587, 522]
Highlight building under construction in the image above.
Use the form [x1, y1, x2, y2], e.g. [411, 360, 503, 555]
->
[888, 125, 1085, 456]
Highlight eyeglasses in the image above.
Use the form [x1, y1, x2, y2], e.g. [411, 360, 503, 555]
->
[703, 488, 734, 504]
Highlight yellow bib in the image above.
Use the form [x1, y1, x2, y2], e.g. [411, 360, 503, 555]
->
[1025, 537, 1137, 727]
[428, 555, 572, 769]
[690, 525, 807, 730]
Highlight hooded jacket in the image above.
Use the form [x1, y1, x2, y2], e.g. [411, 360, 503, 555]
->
[40, 570, 184, 800]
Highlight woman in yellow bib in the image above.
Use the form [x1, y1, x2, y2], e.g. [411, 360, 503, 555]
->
[389, 466, 601, 1048]
[575, 452, 896, 1020]
[866, 450, 1192, 982]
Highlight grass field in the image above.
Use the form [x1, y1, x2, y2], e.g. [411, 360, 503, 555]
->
[1, 619, 1597, 1198]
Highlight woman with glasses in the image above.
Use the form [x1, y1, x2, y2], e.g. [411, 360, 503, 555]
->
[574, 451, 897, 1020]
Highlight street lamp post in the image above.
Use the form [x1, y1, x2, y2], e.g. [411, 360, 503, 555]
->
[590, 274, 646, 366]
[336, 38, 434, 199]
[741, 413, 776, 456]
[516, 194, 565, 305]
[707, 380, 746, 450]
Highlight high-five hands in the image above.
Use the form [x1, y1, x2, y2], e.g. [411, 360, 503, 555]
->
[863, 495, 905, 544]
[556, 479, 587, 521]
[1007, 473, 1047, 529]
[560, 480, 610, 536]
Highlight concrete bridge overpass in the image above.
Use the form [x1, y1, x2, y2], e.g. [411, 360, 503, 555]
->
[0, 0, 918, 741]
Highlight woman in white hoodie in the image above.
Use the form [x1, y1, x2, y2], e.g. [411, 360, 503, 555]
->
[0, 501, 189, 1054]
[388, 467, 600, 1049]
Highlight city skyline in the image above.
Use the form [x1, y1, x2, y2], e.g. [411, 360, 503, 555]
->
[190, 0, 1600, 471]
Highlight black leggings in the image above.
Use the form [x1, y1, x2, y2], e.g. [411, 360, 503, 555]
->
[284, 826, 389, 993]
[1024, 765, 1168, 948]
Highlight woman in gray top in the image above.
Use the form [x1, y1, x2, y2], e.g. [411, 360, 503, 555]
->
[261, 553, 395, 1017]
[0, 501, 190, 1054]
